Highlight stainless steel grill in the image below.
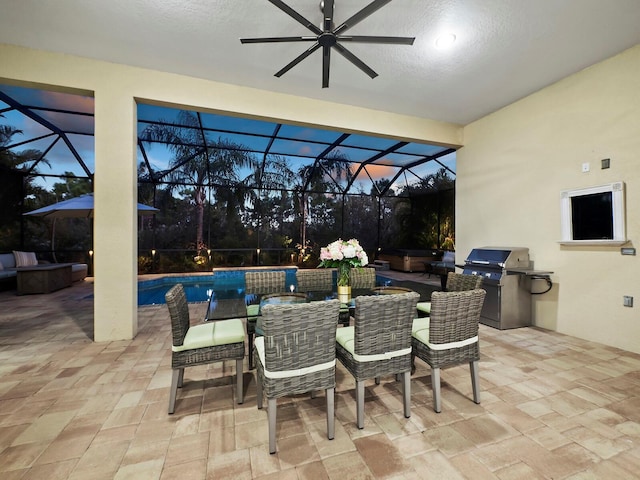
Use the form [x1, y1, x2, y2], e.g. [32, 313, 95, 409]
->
[463, 247, 533, 330]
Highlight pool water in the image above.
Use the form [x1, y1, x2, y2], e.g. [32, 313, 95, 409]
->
[137, 269, 298, 305]
[137, 269, 393, 306]
[138, 275, 216, 305]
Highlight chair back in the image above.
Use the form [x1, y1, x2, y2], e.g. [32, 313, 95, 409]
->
[165, 284, 190, 347]
[245, 270, 286, 294]
[350, 267, 376, 289]
[353, 291, 419, 356]
[428, 289, 486, 344]
[260, 299, 341, 371]
[446, 272, 483, 292]
[296, 268, 333, 292]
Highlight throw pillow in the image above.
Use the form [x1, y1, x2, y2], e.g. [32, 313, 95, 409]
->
[13, 251, 38, 267]
[0, 260, 4, 271]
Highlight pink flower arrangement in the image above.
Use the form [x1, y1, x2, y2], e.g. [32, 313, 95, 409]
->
[319, 238, 369, 286]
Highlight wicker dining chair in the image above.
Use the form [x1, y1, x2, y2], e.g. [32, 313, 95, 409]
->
[412, 288, 486, 413]
[165, 284, 245, 414]
[350, 267, 376, 289]
[336, 291, 420, 429]
[416, 272, 483, 317]
[245, 271, 287, 369]
[255, 299, 341, 454]
[296, 268, 333, 292]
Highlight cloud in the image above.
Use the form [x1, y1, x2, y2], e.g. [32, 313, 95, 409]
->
[352, 163, 397, 181]
[33, 89, 94, 114]
[298, 145, 313, 155]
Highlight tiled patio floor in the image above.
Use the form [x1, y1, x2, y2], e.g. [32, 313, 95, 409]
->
[1, 280, 639, 479]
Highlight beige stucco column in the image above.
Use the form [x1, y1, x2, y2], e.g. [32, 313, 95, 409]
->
[93, 87, 138, 341]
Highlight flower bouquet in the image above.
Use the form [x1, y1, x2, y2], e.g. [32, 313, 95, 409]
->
[319, 238, 369, 287]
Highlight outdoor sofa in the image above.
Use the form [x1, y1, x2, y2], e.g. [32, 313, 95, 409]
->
[0, 251, 88, 287]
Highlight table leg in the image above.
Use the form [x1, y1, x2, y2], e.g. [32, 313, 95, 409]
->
[440, 274, 447, 290]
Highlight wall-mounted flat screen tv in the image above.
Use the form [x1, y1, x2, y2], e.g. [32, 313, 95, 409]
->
[560, 181, 626, 245]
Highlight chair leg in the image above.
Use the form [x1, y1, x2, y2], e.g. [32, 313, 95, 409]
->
[168, 368, 182, 414]
[431, 367, 441, 413]
[177, 367, 184, 388]
[470, 360, 480, 404]
[326, 387, 335, 440]
[356, 380, 365, 429]
[402, 370, 411, 418]
[248, 331, 255, 369]
[375, 377, 380, 385]
[236, 358, 244, 404]
[310, 390, 317, 399]
[256, 371, 263, 409]
[268, 397, 277, 454]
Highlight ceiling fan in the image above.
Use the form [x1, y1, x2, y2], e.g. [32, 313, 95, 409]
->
[240, 0, 415, 88]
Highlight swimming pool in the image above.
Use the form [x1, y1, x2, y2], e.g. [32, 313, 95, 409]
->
[137, 269, 299, 305]
[138, 269, 393, 305]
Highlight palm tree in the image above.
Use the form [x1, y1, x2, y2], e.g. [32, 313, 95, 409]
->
[243, 154, 297, 250]
[0, 123, 47, 171]
[293, 152, 352, 249]
[140, 111, 256, 254]
[0, 119, 51, 250]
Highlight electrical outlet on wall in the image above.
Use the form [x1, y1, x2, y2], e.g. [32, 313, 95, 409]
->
[582, 162, 590, 173]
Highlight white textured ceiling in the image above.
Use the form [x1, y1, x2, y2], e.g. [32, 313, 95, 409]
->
[1, 0, 639, 125]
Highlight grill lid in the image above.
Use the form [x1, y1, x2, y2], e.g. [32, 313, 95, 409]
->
[465, 247, 530, 269]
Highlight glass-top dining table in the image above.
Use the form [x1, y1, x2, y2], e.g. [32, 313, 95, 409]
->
[204, 285, 415, 323]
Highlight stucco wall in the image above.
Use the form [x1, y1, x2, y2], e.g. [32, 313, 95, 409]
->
[458, 45, 640, 353]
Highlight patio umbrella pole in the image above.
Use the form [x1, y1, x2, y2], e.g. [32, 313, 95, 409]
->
[51, 218, 58, 263]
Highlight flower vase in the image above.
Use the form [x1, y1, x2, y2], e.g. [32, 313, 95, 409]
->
[337, 262, 351, 303]
[337, 285, 352, 304]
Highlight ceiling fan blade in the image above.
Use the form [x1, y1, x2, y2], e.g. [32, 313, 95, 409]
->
[337, 35, 415, 45]
[268, 0, 323, 35]
[322, 0, 334, 32]
[241, 36, 317, 44]
[334, 0, 392, 35]
[274, 43, 321, 77]
[322, 45, 331, 88]
[333, 43, 378, 79]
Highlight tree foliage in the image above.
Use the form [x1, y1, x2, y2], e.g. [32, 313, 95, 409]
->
[3, 108, 456, 269]
[140, 111, 256, 254]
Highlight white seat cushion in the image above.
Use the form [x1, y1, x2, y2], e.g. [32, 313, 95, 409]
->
[416, 302, 431, 314]
[213, 318, 246, 345]
[172, 318, 245, 352]
[412, 317, 430, 335]
[335, 326, 355, 353]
